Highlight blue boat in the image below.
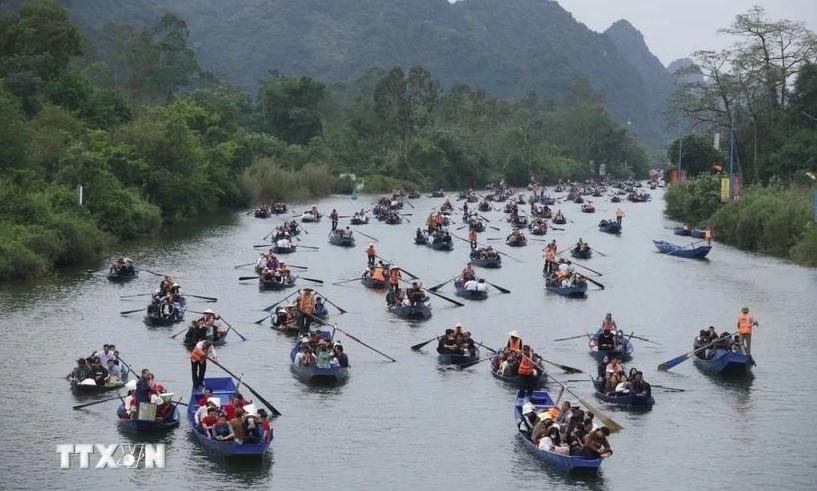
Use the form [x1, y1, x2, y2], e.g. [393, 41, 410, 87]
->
[289, 330, 350, 385]
[328, 231, 355, 247]
[652, 240, 712, 259]
[544, 274, 588, 298]
[427, 239, 454, 251]
[514, 390, 604, 472]
[672, 227, 692, 236]
[116, 400, 181, 433]
[453, 278, 488, 300]
[591, 378, 654, 408]
[694, 348, 754, 376]
[187, 377, 273, 458]
[470, 249, 502, 268]
[598, 219, 622, 234]
[506, 235, 528, 247]
[437, 348, 480, 365]
[570, 247, 592, 260]
[388, 302, 432, 320]
[587, 329, 633, 362]
[490, 355, 547, 388]
[259, 275, 297, 291]
[106, 267, 139, 282]
[143, 297, 187, 326]
[690, 229, 706, 239]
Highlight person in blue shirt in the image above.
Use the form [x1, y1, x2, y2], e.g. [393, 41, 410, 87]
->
[135, 370, 153, 403]
[105, 359, 127, 382]
[333, 344, 350, 368]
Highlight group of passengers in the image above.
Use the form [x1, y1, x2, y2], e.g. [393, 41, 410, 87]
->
[256, 250, 293, 283]
[436, 324, 478, 357]
[68, 344, 128, 386]
[269, 220, 301, 241]
[545, 258, 587, 289]
[596, 356, 651, 398]
[195, 390, 272, 443]
[693, 326, 742, 358]
[110, 257, 136, 276]
[293, 331, 350, 368]
[519, 399, 613, 459]
[182, 309, 228, 347]
[146, 276, 184, 321]
[119, 369, 175, 421]
[386, 281, 428, 308]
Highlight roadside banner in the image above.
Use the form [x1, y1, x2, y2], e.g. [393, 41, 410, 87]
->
[720, 178, 730, 202]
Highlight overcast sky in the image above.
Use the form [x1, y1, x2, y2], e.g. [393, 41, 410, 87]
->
[553, 0, 817, 66]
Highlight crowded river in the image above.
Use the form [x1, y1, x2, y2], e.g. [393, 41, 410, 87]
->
[0, 187, 814, 490]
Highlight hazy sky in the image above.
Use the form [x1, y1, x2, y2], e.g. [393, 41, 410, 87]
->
[553, 0, 817, 66]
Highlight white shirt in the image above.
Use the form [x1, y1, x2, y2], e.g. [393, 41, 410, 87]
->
[277, 239, 291, 248]
[97, 351, 114, 366]
[293, 352, 306, 366]
[558, 263, 569, 274]
[463, 280, 478, 291]
[538, 436, 554, 450]
[475, 282, 488, 292]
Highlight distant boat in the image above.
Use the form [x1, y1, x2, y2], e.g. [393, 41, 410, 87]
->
[351, 189, 358, 200]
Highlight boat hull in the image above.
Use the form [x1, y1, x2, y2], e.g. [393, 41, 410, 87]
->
[437, 350, 480, 365]
[652, 240, 711, 259]
[454, 279, 488, 300]
[598, 220, 622, 234]
[428, 241, 454, 251]
[290, 331, 350, 385]
[106, 269, 139, 282]
[388, 303, 432, 320]
[588, 329, 634, 362]
[469, 254, 502, 268]
[328, 233, 355, 247]
[361, 275, 389, 289]
[71, 380, 126, 395]
[258, 277, 296, 291]
[116, 404, 181, 433]
[694, 349, 754, 376]
[570, 248, 592, 260]
[592, 379, 654, 407]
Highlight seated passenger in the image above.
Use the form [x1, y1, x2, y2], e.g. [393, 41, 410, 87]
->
[212, 414, 235, 442]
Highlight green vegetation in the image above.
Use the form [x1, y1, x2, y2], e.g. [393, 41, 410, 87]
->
[0, 1, 647, 280]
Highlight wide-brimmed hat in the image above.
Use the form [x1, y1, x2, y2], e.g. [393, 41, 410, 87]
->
[507, 330, 520, 338]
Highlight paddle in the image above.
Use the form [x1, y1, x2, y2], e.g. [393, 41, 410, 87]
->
[332, 277, 363, 286]
[239, 276, 259, 281]
[112, 355, 139, 379]
[298, 245, 320, 250]
[374, 255, 420, 280]
[549, 372, 622, 432]
[206, 357, 281, 417]
[139, 268, 164, 277]
[301, 277, 324, 284]
[120, 293, 153, 299]
[657, 334, 735, 371]
[553, 333, 590, 342]
[316, 293, 347, 314]
[488, 225, 501, 231]
[188, 311, 248, 342]
[354, 229, 379, 242]
[571, 262, 604, 277]
[234, 262, 256, 269]
[538, 357, 583, 374]
[84, 266, 110, 274]
[628, 334, 662, 346]
[120, 307, 146, 315]
[429, 277, 456, 292]
[187, 294, 218, 302]
[483, 280, 510, 294]
[459, 355, 495, 369]
[170, 324, 189, 339]
[310, 315, 396, 362]
[72, 395, 123, 410]
[651, 385, 686, 393]
[590, 247, 607, 257]
[550, 226, 566, 231]
[411, 335, 442, 351]
[473, 341, 498, 354]
[582, 275, 605, 290]
[287, 264, 309, 270]
[400, 278, 465, 307]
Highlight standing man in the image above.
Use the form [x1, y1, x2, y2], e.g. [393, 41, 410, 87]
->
[517, 345, 538, 397]
[297, 288, 316, 334]
[468, 227, 478, 251]
[190, 340, 216, 389]
[736, 306, 758, 355]
[389, 267, 402, 293]
[366, 243, 376, 267]
[704, 227, 713, 246]
[330, 209, 339, 231]
[615, 208, 625, 226]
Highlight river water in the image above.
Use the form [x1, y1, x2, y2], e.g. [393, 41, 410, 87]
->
[1, 189, 814, 491]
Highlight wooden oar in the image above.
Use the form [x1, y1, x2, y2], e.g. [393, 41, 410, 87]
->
[628, 334, 661, 346]
[120, 293, 153, 299]
[657, 334, 734, 371]
[84, 266, 110, 274]
[485, 237, 504, 241]
[374, 255, 420, 280]
[206, 357, 282, 417]
[187, 294, 218, 302]
[73, 395, 123, 410]
[139, 268, 164, 276]
[170, 324, 189, 339]
[301, 277, 324, 284]
[238, 276, 259, 281]
[310, 315, 396, 362]
[253, 313, 270, 325]
[112, 355, 139, 379]
[538, 357, 583, 374]
[473, 341, 498, 354]
[263, 291, 300, 312]
[488, 225, 501, 231]
[411, 335, 442, 351]
[549, 372, 622, 432]
[120, 307, 146, 315]
[553, 333, 589, 342]
[234, 262, 256, 269]
[651, 384, 686, 392]
[459, 356, 495, 369]
[332, 277, 362, 286]
[354, 229, 379, 242]
[582, 275, 605, 290]
[429, 277, 456, 292]
[298, 245, 320, 250]
[287, 264, 309, 270]
[316, 292, 347, 314]
[483, 280, 510, 294]
[214, 316, 248, 342]
[400, 278, 464, 307]
[590, 247, 607, 257]
[571, 262, 604, 277]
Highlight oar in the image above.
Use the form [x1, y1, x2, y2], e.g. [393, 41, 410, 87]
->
[628, 334, 662, 346]
[485, 237, 504, 241]
[287, 264, 309, 270]
[263, 291, 300, 312]
[473, 341, 498, 354]
[332, 277, 362, 286]
[139, 268, 164, 276]
[311, 316, 396, 362]
[538, 357, 583, 374]
[651, 385, 686, 392]
[411, 335, 442, 351]
[84, 266, 110, 274]
[571, 262, 604, 277]
[374, 255, 420, 280]
[214, 316, 248, 342]
[316, 292, 347, 314]
[298, 245, 320, 250]
[233, 262, 256, 269]
[550, 226, 566, 231]
[582, 275, 605, 290]
[112, 355, 139, 379]
[120, 293, 153, 299]
[488, 225, 501, 231]
[459, 356, 495, 369]
[553, 333, 589, 342]
[239, 276, 259, 281]
[429, 276, 456, 292]
[301, 277, 324, 284]
[657, 334, 734, 371]
[206, 357, 281, 417]
[590, 247, 607, 257]
[483, 280, 510, 294]
[187, 294, 218, 302]
[120, 307, 146, 315]
[354, 229, 379, 242]
[400, 278, 464, 307]
[253, 244, 273, 248]
[170, 324, 189, 339]
[73, 395, 123, 410]
[549, 372, 622, 432]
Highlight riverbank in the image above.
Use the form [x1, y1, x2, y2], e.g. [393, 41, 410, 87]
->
[664, 176, 817, 266]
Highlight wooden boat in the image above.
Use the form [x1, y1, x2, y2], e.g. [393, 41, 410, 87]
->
[385, 215, 402, 225]
[508, 216, 528, 228]
[506, 235, 528, 247]
[408, 190, 420, 199]
[143, 298, 187, 326]
[431, 190, 445, 198]
[490, 356, 547, 388]
[289, 331, 350, 385]
[328, 231, 355, 247]
[570, 247, 592, 260]
[414, 235, 429, 245]
[272, 203, 288, 214]
[573, 196, 585, 204]
[478, 202, 491, 212]
[187, 377, 273, 458]
[254, 209, 271, 219]
[591, 378, 654, 408]
[388, 302, 432, 320]
[673, 227, 691, 236]
[71, 379, 126, 395]
[690, 229, 706, 239]
[528, 222, 547, 235]
[652, 240, 712, 259]
[694, 349, 754, 376]
[552, 216, 567, 225]
[437, 348, 480, 365]
[259, 275, 297, 291]
[300, 211, 321, 222]
[361, 273, 388, 289]
[183, 329, 229, 349]
[598, 219, 622, 234]
[514, 390, 604, 472]
[350, 215, 369, 225]
[106, 268, 139, 282]
[587, 329, 633, 362]
[468, 251, 502, 269]
[610, 196, 622, 203]
[116, 400, 181, 433]
[543, 273, 587, 298]
[427, 239, 454, 251]
[453, 278, 488, 300]
[271, 244, 296, 254]
[581, 203, 595, 213]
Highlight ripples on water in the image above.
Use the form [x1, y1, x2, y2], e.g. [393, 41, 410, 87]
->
[1, 191, 815, 490]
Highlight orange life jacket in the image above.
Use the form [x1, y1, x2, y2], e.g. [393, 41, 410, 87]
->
[507, 338, 522, 351]
[389, 269, 401, 285]
[190, 344, 207, 362]
[299, 294, 315, 314]
[367, 246, 376, 257]
[469, 230, 477, 241]
[738, 314, 754, 334]
[371, 267, 385, 281]
[518, 356, 535, 376]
